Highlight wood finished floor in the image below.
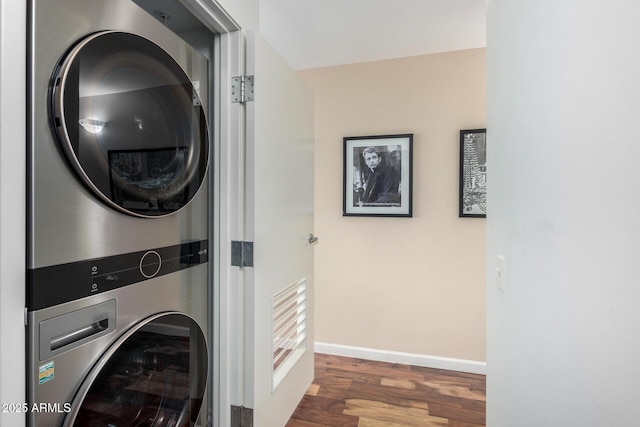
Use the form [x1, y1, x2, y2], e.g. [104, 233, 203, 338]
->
[286, 353, 486, 427]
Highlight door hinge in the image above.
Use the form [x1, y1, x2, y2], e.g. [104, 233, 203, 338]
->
[231, 405, 254, 427]
[231, 75, 254, 103]
[231, 241, 254, 267]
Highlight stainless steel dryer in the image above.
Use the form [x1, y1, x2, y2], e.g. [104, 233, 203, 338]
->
[27, 0, 211, 425]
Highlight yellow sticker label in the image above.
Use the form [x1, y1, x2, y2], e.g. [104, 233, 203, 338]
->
[38, 361, 54, 385]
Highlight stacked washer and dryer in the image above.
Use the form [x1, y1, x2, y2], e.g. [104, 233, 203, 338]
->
[27, 0, 211, 425]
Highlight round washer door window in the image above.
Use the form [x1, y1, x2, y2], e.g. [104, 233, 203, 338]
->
[64, 313, 208, 426]
[52, 31, 209, 217]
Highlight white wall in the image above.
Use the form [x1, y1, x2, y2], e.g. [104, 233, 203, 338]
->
[0, 1, 26, 426]
[487, 0, 640, 425]
[216, 0, 258, 29]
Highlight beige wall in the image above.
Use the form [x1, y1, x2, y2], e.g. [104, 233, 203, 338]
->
[299, 48, 486, 362]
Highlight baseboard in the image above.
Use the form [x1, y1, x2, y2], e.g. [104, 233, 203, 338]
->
[314, 342, 486, 375]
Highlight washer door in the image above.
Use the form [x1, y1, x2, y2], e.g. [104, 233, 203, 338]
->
[64, 313, 208, 426]
[52, 31, 209, 217]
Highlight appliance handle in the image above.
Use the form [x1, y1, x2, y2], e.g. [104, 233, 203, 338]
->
[50, 319, 109, 351]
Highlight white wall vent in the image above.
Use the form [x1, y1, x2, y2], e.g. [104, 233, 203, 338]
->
[271, 278, 307, 391]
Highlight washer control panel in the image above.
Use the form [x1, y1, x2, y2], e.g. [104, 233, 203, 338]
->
[140, 251, 162, 278]
[27, 240, 208, 311]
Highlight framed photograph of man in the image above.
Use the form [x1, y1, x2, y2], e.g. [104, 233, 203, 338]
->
[459, 129, 487, 218]
[343, 134, 413, 217]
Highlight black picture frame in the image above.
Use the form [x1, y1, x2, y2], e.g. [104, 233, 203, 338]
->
[343, 134, 413, 217]
[459, 129, 487, 218]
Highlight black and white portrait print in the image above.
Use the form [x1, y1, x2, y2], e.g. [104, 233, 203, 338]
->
[352, 145, 402, 207]
[343, 135, 412, 217]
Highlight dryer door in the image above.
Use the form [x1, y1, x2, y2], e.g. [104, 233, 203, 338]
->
[51, 31, 209, 218]
[63, 313, 208, 427]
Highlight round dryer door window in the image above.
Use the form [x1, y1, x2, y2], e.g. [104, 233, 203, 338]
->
[64, 313, 208, 426]
[51, 31, 209, 217]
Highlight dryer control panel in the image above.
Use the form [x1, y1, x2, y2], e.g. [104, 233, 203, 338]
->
[27, 240, 208, 310]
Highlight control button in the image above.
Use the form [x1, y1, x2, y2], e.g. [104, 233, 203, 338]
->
[140, 251, 162, 278]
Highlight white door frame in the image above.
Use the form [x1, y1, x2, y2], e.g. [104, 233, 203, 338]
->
[216, 28, 247, 427]
[179, 1, 246, 426]
[0, 0, 28, 424]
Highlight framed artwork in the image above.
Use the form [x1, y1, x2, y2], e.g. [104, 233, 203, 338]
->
[459, 129, 487, 218]
[343, 134, 413, 217]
